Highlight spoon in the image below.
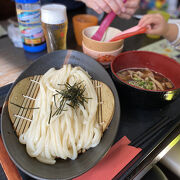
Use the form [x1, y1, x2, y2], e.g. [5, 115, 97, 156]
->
[91, 0, 127, 41]
[109, 25, 147, 42]
[91, 11, 116, 41]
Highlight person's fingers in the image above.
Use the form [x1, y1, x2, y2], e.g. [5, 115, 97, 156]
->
[105, 0, 120, 14]
[124, 0, 140, 8]
[147, 25, 151, 30]
[145, 25, 153, 34]
[96, 0, 111, 13]
[115, 0, 126, 13]
[117, 0, 139, 19]
[141, 17, 158, 28]
[82, 0, 104, 14]
[93, 5, 104, 14]
[138, 14, 150, 25]
[139, 13, 165, 27]
[105, 0, 125, 15]
[90, 1, 104, 14]
[146, 28, 161, 35]
[138, 16, 150, 27]
[138, 16, 149, 27]
[139, 17, 153, 27]
[140, 16, 165, 35]
[139, 14, 160, 27]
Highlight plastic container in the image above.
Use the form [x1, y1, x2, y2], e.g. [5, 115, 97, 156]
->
[73, 14, 98, 46]
[15, 0, 46, 53]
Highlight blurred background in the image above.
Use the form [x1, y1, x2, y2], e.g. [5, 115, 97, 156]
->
[1, 0, 180, 21]
[0, 0, 180, 20]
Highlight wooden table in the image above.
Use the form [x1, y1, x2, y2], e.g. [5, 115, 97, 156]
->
[0, 36, 32, 88]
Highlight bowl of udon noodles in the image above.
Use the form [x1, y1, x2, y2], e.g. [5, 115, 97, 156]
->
[1, 50, 120, 180]
[111, 51, 180, 108]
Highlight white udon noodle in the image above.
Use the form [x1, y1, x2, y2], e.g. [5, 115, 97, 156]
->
[19, 64, 102, 164]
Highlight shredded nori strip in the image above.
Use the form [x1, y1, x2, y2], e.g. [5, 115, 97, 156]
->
[52, 81, 90, 118]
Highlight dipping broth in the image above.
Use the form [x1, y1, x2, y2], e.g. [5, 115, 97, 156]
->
[117, 68, 174, 91]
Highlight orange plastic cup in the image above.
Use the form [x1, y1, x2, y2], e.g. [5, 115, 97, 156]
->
[72, 14, 98, 46]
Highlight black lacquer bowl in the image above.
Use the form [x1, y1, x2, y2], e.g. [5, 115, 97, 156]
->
[1, 50, 120, 180]
[111, 51, 180, 108]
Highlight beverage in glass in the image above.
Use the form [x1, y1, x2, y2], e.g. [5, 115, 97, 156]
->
[41, 4, 68, 53]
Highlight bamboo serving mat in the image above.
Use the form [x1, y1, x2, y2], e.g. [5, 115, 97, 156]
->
[8, 76, 115, 137]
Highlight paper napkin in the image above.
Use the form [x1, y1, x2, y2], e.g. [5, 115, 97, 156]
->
[74, 136, 142, 180]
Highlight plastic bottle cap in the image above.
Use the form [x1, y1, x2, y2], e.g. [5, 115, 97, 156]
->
[15, 0, 39, 3]
[41, 4, 67, 25]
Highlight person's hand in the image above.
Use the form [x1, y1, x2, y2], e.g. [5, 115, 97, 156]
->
[78, 0, 112, 14]
[138, 13, 178, 42]
[118, 0, 140, 19]
[138, 14, 168, 36]
[78, 0, 140, 19]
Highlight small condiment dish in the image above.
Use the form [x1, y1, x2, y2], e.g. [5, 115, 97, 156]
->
[82, 26, 124, 52]
[82, 26, 124, 67]
[82, 41, 123, 67]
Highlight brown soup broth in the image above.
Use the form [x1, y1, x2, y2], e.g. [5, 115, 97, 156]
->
[117, 68, 174, 91]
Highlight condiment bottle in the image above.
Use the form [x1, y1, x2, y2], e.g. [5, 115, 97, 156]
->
[15, 0, 46, 52]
